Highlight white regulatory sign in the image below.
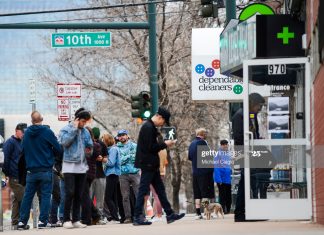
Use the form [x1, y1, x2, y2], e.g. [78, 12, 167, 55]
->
[70, 99, 81, 120]
[57, 98, 70, 121]
[57, 83, 81, 98]
[268, 64, 286, 75]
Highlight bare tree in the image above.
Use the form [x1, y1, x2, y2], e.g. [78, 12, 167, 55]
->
[36, 0, 233, 212]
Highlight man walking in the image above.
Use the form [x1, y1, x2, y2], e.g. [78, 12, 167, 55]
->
[188, 128, 215, 220]
[3, 123, 27, 228]
[17, 111, 61, 230]
[117, 129, 140, 224]
[133, 107, 185, 225]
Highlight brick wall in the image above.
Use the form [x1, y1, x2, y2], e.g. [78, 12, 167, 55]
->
[313, 65, 324, 225]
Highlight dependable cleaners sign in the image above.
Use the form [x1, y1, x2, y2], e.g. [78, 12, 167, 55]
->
[191, 28, 244, 101]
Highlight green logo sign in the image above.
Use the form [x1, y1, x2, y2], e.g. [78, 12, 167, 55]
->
[233, 85, 243, 94]
[277, 27, 295, 45]
[239, 3, 275, 21]
[52, 32, 111, 48]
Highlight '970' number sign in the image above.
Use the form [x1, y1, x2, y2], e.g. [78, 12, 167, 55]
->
[268, 64, 286, 75]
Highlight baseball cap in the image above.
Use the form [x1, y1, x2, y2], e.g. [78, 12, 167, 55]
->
[16, 123, 27, 133]
[117, 129, 129, 136]
[157, 107, 171, 126]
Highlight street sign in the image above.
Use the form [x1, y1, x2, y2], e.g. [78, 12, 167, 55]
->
[70, 99, 81, 120]
[57, 98, 70, 121]
[52, 32, 111, 48]
[29, 79, 36, 104]
[57, 83, 81, 98]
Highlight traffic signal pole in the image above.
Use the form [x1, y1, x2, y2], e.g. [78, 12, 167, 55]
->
[225, 0, 236, 22]
[148, 0, 159, 114]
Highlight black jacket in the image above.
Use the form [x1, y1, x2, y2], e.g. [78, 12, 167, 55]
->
[135, 119, 167, 171]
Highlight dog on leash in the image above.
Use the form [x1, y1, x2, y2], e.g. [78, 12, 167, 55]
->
[201, 199, 224, 220]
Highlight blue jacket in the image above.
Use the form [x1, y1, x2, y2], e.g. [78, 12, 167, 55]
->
[22, 125, 61, 172]
[213, 148, 232, 185]
[3, 136, 23, 178]
[104, 146, 121, 176]
[58, 123, 93, 163]
[117, 141, 139, 175]
[188, 137, 213, 176]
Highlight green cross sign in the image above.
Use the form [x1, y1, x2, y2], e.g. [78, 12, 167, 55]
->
[277, 27, 295, 45]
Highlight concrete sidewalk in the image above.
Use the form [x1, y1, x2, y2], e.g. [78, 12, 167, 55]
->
[2, 214, 324, 235]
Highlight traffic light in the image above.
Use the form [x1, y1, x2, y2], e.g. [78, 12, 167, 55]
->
[130, 91, 152, 119]
[140, 91, 151, 119]
[131, 94, 141, 118]
[200, 0, 224, 18]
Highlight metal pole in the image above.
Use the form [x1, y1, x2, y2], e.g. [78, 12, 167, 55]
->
[225, 0, 236, 23]
[0, 22, 149, 29]
[148, 0, 159, 113]
[0, 171, 3, 232]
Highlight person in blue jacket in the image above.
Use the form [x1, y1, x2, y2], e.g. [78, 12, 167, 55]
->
[214, 140, 232, 214]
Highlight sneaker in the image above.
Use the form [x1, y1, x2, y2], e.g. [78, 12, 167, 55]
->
[38, 221, 49, 229]
[123, 218, 132, 224]
[17, 222, 30, 230]
[56, 221, 63, 227]
[72, 221, 87, 228]
[195, 215, 203, 220]
[63, 221, 74, 229]
[133, 217, 152, 226]
[151, 216, 163, 222]
[96, 219, 107, 225]
[166, 213, 185, 224]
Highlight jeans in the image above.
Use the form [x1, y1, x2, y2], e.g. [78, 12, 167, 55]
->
[19, 171, 53, 224]
[90, 177, 106, 213]
[81, 178, 101, 224]
[234, 169, 245, 219]
[59, 179, 65, 220]
[49, 172, 61, 224]
[63, 173, 86, 222]
[104, 175, 120, 220]
[134, 170, 173, 218]
[217, 183, 232, 213]
[120, 174, 140, 219]
[9, 178, 25, 225]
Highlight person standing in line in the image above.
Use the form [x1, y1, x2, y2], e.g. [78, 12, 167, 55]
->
[90, 127, 107, 220]
[3, 123, 27, 229]
[133, 107, 185, 226]
[188, 128, 215, 220]
[17, 111, 61, 230]
[58, 108, 93, 229]
[102, 133, 122, 222]
[214, 140, 232, 214]
[81, 127, 104, 225]
[117, 129, 140, 224]
[232, 93, 265, 222]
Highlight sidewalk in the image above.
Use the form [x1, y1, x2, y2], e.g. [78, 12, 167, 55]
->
[2, 214, 324, 235]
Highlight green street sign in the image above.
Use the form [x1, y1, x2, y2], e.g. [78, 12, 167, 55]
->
[239, 3, 275, 21]
[52, 32, 111, 48]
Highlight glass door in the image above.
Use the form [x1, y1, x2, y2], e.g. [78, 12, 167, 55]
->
[243, 58, 311, 220]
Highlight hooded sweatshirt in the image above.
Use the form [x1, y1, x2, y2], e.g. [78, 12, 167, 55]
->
[22, 125, 61, 172]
